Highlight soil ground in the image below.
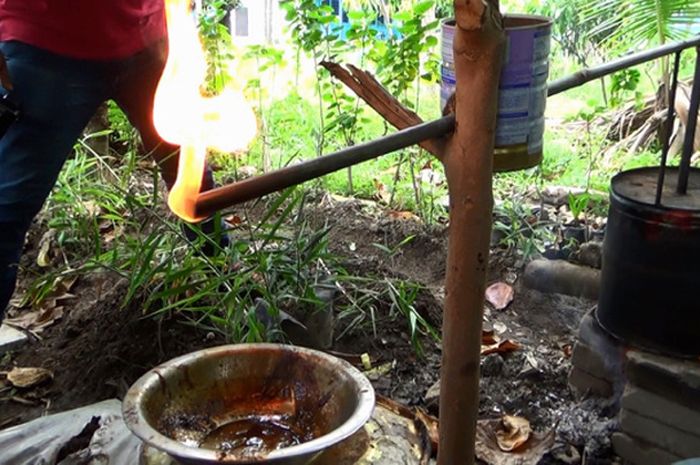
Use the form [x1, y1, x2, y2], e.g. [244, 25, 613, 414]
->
[0, 194, 617, 464]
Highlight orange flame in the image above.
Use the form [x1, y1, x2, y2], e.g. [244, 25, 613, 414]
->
[155, 0, 257, 222]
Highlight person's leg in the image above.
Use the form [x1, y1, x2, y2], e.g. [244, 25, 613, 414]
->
[111, 42, 229, 256]
[0, 41, 107, 320]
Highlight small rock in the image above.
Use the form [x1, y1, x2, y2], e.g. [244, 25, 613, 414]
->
[577, 241, 603, 269]
[424, 379, 441, 411]
[549, 443, 582, 464]
[481, 354, 505, 377]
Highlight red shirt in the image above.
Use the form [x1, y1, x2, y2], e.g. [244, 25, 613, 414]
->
[0, 0, 166, 60]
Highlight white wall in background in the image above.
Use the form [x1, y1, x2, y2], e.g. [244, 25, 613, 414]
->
[231, 0, 285, 44]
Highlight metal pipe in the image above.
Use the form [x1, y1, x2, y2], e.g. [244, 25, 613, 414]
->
[548, 36, 700, 97]
[677, 47, 700, 194]
[193, 36, 700, 215]
[194, 116, 454, 217]
[655, 51, 682, 205]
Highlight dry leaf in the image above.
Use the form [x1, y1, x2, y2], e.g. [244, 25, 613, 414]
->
[376, 394, 416, 419]
[364, 362, 393, 381]
[102, 224, 124, 244]
[496, 415, 532, 452]
[81, 200, 101, 217]
[6, 367, 53, 388]
[36, 229, 55, 268]
[6, 305, 64, 332]
[415, 408, 439, 453]
[476, 418, 555, 465]
[481, 339, 521, 356]
[562, 344, 573, 358]
[7, 275, 75, 332]
[387, 210, 420, 221]
[225, 214, 244, 226]
[485, 282, 515, 310]
[482, 329, 499, 346]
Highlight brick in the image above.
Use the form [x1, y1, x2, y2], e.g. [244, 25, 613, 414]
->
[612, 432, 682, 465]
[626, 350, 700, 411]
[622, 385, 700, 437]
[0, 324, 27, 355]
[620, 410, 700, 458]
[576, 312, 626, 378]
[571, 341, 612, 381]
[568, 366, 613, 398]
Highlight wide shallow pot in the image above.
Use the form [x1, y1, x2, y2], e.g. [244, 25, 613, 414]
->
[596, 167, 700, 357]
[123, 344, 375, 465]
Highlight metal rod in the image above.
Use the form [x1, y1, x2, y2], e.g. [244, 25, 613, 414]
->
[677, 47, 700, 194]
[655, 51, 683, 205]
[192, 36, 700, 215]
[548, 36, 700, 97]
[194, 116, 455, 217]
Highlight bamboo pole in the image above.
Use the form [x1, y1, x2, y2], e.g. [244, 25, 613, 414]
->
[437, 1, 505, 465]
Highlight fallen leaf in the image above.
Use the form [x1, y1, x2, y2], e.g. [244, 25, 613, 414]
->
[36, 229, 56, 268]
[376, 394, 415, 419]
[485, 282, 515, 310]
[102, 224, 124, 244]
[481, 339, 521, 356]
[496, 415, 532, 452]
[415, 408, 439, 453]
[361, 353, 372, 370]
[476, 418, 555, 465]
[6, 367, 53, 388]
[81, 200, 101, 217]
[224, 214, 244, 226]
[387, 210, 421, 221]
[6, 306, 64, 332]
[562, 344, 573, 358]
[524, 352, 539, 371]
[482, 329, 499, 346]
[364, 361, 393, 381]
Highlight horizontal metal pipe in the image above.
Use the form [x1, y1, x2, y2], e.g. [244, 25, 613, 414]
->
[548, 35, 700, 96]
[194, 35, 700, 216]
[194, 116, 454, 217]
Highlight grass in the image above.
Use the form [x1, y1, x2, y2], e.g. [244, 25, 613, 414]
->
[17, 126, 436, 349]
[16, 26, 697, 353]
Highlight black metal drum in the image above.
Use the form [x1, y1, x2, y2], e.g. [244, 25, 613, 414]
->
[596, 167, 700, 358]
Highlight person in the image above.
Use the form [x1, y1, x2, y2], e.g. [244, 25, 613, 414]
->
[0, 1, 226, 323]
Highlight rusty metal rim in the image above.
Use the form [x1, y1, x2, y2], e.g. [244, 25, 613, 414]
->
[122, 343, 376, 463]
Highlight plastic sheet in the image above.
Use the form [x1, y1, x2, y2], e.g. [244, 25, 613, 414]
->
[0, 399, 148, 465]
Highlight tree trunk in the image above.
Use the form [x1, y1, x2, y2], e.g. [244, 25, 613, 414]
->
[437, 1, 505, 465]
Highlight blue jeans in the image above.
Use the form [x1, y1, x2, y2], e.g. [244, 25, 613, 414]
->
[0, 40, 206, 321]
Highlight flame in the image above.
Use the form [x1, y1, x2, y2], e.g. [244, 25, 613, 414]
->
[155, 0, 257, 222]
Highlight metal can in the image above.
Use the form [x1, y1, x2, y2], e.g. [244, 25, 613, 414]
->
[441, 15, 553, 172]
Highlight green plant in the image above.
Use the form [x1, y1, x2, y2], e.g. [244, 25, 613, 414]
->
[580, 0, 700, 93]
[610, 68, 642, 106]
[567, 192, 590, 223]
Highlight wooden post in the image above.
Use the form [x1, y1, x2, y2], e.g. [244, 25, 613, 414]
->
[438, 1, 504, 465]
[322, 3, 505, 463]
